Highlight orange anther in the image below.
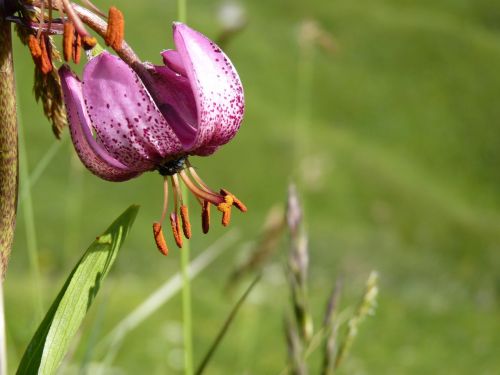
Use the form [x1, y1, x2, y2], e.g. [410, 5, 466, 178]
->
[63, 22, 74, 62]
[105, 6, 124, 50]
[202, 200, 211, 234]
[170, 213, 183, 248]
[221, 188, 247, 212]
[39, 35, 53, 74]
[222, 207, 232, 227]
[153, 222, 169, 256]
[82, 35, 97, 50]
[73, 32, 82, 64]
[28, 35, 42, 59]
[180, 205, 192, 239]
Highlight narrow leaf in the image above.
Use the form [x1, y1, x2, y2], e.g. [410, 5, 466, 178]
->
[17, 205, 139, 375]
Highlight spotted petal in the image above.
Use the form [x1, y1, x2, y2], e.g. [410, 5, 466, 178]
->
[82, 52, 183, 170]
[173, 23, 245, 154]
[59, 65, 141, 182]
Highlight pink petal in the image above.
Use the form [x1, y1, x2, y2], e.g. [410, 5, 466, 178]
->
[161, 49, 187, 76]
[59, 65, 141, 182]
[82, 52, 183, 170]
[146, 63, 199, 148]
[173, 22, 245, 154]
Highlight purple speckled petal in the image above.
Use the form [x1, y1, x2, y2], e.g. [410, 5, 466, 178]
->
[59, 65, 141, 182]
[146, 63, 198, 148]
[173, 22, 245, 154]
[83, 52, 183, 169]
[161, 49, 187, 76]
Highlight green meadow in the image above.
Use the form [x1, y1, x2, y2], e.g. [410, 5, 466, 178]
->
[4, 0, 500, 373]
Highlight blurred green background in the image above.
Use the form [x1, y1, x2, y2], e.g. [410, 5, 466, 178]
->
[4, 0, 500, 373]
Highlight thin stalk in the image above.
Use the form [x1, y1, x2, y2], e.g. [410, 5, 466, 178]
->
[178, 0, 187, 23]
[195, 275, 260, 375]
[177, 2, 191, 373]
[180, 185, 193, 375]
[95, 230, 239, 368]
[19, 139, 65, 204]
[293, 38, 314, 170]
[18, 121, 44, 319]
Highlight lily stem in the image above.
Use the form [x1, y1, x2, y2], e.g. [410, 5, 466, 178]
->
[176, 1, 192, 372]
[180, 185, 193, 375]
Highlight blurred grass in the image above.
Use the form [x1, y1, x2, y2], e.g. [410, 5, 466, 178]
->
[4, 0, 500, 373]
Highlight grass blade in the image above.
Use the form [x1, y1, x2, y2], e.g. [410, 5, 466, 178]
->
[195, 275, 261, 375]
[96, 230, 240, 366]
[16, 205, 139, 375]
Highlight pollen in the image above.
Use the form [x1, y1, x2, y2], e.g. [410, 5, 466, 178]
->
[105, 6, 125, 50]
[221, 188, 247, 212]
[153, 222, 169, 256]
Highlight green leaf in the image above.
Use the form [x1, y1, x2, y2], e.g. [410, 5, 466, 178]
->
[16, 205, 139, 375]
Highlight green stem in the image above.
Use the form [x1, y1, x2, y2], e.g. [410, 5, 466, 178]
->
[176, 1, 192, 372]
[178, 0, 187, 23]
[18, 121, 44, 319]
[293, 38, 315, 176]
[180, 185, 193, 375]
[0, 11, 19, 279]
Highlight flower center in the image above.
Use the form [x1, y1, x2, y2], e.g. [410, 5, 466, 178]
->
[152, 158, 247, 256]
[158, 156, 186, 176]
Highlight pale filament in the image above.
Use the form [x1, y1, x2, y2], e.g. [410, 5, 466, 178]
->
[179, 170, 224, 205]
[160, 176, 169, 223]
[185, 160, 216, 194]
[171, 173, 182, 214]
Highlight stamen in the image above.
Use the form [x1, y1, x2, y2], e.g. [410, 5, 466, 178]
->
[222, 208, 232, 227]
[63, 21, 74, 62]
[179, 170, 224, 205]
[61, 0, 95, 49]
[160, 176, 169, 223]
[81, 0, 106, 18]
[220, 188, 248, 212]
[82, 35, 97, 50]
[202, 200, 211, 234]
[28, 35, 42, 60]
[36, 0, 46, 39]
[186, 161, 216, 194]
[105, 6, 124, 50]
[217, 195, 234, 227]
[170, 213, 183, 248]
[47, 0, 54, 37]
[73, 32, 82, 63]
[153, 222, 169, 256]
[171, 174, 181, 214]
[39, 34, 53, 74]
[180, 205, 192, 239]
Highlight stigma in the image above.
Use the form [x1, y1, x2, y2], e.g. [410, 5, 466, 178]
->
[152, 158, 246, 256]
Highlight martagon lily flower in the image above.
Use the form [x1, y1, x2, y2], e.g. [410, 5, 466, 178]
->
[58, 22, 246, 255]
